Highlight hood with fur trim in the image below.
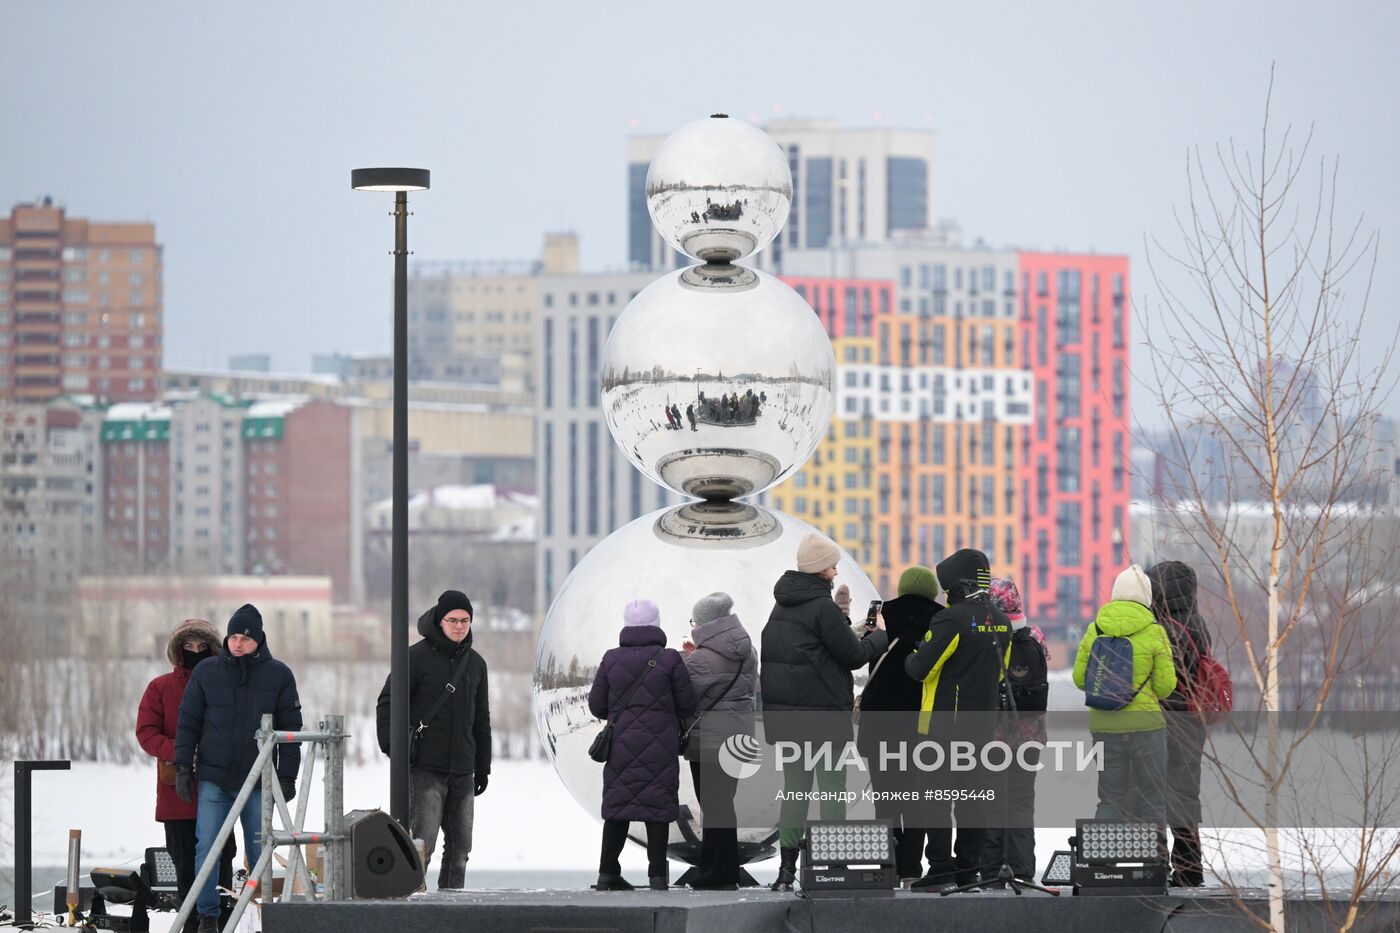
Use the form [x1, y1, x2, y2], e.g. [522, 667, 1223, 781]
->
[165, 619, 221, 669]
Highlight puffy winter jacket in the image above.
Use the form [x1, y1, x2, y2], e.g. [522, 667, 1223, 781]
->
[136, 620, 222, 821]
[1147, 561, 1213, 713]
[175, 634, 302, 793]
[589, 625, 697, 822]
[376, 607, 491, 777]
[905, 550, 1009, 733]
[681, 613, 757, 761]
[1072, 600, 1178, 733]
[760, 570, 889, 712]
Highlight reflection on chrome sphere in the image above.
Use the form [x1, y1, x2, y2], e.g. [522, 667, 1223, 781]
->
[646, 114, 791, 263]
[532, 503, 877, 865]
[601, 266, 834, 500]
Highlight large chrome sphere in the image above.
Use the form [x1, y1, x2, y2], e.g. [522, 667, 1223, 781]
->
[646, 115, 792, 263]
[601, 265, 834, 500]
[533, 503, 877, 865]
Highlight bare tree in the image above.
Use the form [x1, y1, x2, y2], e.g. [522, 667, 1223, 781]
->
[1142, 69, 1399, 931]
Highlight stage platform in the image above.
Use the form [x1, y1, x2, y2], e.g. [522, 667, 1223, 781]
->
[264, 886, 1400, 933]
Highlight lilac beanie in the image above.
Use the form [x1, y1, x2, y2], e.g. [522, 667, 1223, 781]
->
[623, 599, 660, 627]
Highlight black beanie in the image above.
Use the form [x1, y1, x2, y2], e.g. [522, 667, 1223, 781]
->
[433, 590, 474, 625]
[228, 603, 264, 643]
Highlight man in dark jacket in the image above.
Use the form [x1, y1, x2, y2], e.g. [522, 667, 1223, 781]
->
[904, 549, 1009, 889]
[175, 605, 301, 932]
[1147, 561, 1212, 887]
[761, 532, 888, 891]
[376, 590, 491, 890]
[856, 566, 941, 881]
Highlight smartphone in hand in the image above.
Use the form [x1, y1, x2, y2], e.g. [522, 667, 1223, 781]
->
[864, 599, 883, 630]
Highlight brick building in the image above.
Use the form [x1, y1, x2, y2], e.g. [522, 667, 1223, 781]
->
[1, 198, 162, 404]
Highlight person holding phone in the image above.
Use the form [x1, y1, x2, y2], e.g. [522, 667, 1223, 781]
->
[760, 532, 888, 891]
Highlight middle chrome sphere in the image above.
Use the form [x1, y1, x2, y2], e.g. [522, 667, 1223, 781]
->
[600, 266, 835, 500]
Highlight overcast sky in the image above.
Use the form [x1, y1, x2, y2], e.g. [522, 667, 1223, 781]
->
[3, 1, 1396, 423]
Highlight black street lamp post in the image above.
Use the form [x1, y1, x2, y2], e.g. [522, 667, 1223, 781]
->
[351, 166, 429, 825]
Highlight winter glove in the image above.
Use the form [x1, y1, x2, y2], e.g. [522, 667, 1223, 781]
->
[279, 775, 297, 803]
[474, 774, 489, 797]
[833, 584, 852, 617]
[175, 764, 196, 803]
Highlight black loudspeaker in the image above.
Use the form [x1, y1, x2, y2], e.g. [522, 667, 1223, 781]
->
[344, 809, 423, 899]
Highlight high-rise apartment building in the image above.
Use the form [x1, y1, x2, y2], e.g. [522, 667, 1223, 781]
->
[774, 242, 1032, 595]
[0, 199, 162, 403]
[775, 243, 1130, 631]
[101, 401, 172, 570]
[168, 392, 248, 575]
[242, 398, 355, 601]
[1016, 253, 1131, 626]
[0, 399, 103, 651]
[406, 233, 582, 394]
[535, 265, 674, 611]
[627, 120, 937, 272]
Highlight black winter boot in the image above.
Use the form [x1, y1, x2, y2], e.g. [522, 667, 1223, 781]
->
[649, 874, 669, 891]
[770, 847, 799, 892]
[592, 873, 635, 891]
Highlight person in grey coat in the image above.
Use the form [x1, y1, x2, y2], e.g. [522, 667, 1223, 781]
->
[681, 592, 758, 890]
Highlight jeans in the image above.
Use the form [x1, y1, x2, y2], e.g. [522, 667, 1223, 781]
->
[600, 819, 670, 878]
[777, 759, 846, 849]
[194, 781, 262, 918]
[1093, 729, 1168, 826]
[164, 820, 235, 933]
[409, 769, 476, 889]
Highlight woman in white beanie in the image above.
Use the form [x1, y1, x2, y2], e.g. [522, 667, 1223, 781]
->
[1072, 564, 1178, 832]
[760, 532, 888, 890]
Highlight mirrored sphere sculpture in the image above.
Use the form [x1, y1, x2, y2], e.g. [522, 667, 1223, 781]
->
[646, 114, 792, 263]
[532, 503, 878, 864]
[601, 266, 835, 500]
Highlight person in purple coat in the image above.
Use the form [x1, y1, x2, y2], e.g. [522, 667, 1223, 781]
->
[588, 599, 698, 891]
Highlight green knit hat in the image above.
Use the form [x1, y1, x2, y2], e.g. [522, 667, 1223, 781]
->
[897, 565, 940, 601]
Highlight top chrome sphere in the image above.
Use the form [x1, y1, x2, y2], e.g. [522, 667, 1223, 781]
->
[646, 114, 792, 263]
[601, 265, 835, 500]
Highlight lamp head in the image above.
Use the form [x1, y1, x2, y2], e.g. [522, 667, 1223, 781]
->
[351, 167, 430, 191]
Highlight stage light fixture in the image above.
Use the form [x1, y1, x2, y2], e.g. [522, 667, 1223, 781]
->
[1071, 819, 1167, 896]
[1077, 820, 1159, 862]
[1041, 850, 1074, 886]
[801, 820, 897, 896]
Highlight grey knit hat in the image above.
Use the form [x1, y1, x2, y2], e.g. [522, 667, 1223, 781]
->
[691, 592, 734, 628]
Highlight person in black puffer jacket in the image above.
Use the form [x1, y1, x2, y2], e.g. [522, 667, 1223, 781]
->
[175, 605, 301, 929]
[376, 590, 491, 890]
[856, 566, 942, 882]
[761, 532, 888, 891]
[903, 549, 1010, 890]
[1147, 561, 1212, 888]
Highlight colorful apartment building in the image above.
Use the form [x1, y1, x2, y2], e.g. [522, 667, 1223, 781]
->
[771, 272, 1031, 596]
[771, 248, 1130, 633]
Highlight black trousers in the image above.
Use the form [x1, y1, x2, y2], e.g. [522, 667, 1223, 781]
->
[600, 819, 670, 878]
[690, 760, 740, 885]
[164, 819, 236, 933]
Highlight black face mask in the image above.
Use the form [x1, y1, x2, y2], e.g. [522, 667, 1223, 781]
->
[181, 647, 212, 670]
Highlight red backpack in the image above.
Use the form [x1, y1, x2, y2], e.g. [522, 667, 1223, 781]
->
[1176, 622, 1233, 724]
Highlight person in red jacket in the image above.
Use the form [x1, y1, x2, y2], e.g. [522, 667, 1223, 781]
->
[135, 620, 235, 932]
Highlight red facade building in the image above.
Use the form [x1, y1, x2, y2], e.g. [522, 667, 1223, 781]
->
[1016, 252, 1131, 634]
